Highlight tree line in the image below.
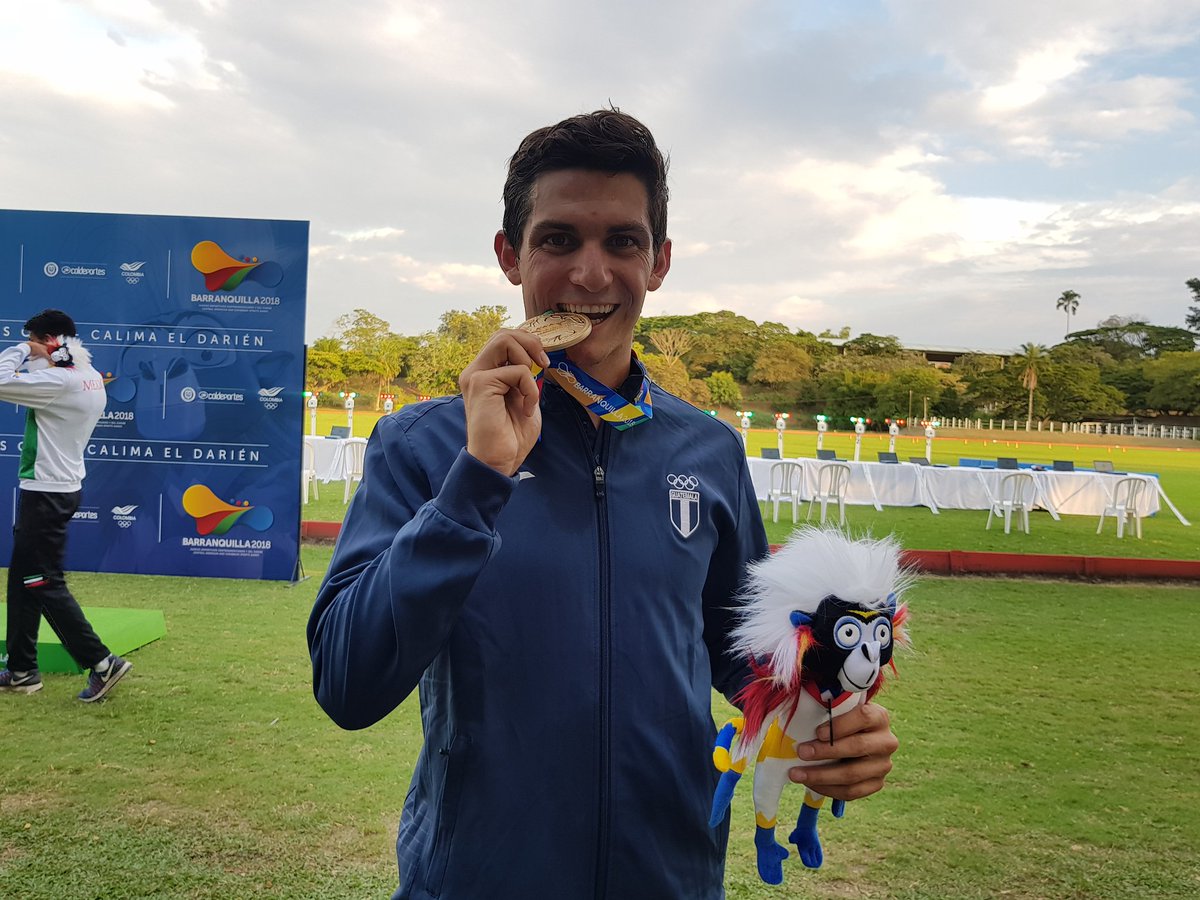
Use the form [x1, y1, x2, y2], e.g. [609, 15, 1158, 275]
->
[307, 282, 1200, 421]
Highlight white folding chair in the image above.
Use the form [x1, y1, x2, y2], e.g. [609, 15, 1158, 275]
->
[767, 462, 803, 524]
[1097, 477, 1145, 539]
[986, 472, 1035, 534]
[343, 439, 367, 503]
[301, 441, 319, 504]
[807, 463, 849, 526]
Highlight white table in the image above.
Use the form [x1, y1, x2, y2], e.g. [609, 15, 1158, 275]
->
[749, 458, 913, 513]
[746, 457, 1173, 520]
[305, 436, 367, 483]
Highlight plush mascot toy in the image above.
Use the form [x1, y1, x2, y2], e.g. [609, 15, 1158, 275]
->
[708, 527, 911, 883]
[46, 336, 81, 367]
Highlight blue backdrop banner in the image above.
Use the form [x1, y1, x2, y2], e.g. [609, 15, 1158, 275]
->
[0, 210, 308, 581]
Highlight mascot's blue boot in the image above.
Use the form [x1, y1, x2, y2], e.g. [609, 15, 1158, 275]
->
[788, 802, 824, 869]
[754, 825, 790, 884]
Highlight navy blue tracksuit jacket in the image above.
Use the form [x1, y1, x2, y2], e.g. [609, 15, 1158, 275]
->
[309, 365, 769, 899]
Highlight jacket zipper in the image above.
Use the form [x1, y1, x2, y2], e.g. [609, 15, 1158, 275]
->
[574, 412, 613, 900]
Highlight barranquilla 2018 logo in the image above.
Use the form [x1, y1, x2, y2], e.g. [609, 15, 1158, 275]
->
[182, 484, 274, 535]
[191, 240, 283, 291]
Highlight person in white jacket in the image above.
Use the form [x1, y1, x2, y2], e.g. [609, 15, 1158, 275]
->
[0, 309, 132, 701]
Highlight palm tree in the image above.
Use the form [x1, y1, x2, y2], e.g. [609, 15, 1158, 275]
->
[1014, 343, 1047, 429]
[1056, 290, 1080, 338]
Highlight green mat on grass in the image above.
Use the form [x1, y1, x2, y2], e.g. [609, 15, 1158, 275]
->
[0, 604, 165, 673]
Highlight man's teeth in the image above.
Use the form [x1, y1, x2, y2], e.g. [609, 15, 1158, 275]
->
[558, 304, 616, 316]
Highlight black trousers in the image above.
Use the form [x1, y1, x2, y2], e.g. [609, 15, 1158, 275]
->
[5, 489, 109, 672]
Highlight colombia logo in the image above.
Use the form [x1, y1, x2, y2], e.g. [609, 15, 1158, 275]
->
[191, 240, 284, 292]
[182, 484, 274, 535]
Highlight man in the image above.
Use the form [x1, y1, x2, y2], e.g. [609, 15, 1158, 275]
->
[0, 309, 132, 702]
[308, 110, 897, 899]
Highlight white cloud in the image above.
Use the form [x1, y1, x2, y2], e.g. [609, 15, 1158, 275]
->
[896, 1, 1200, 159]
[770, 294, 837, 327]
[669, 238, 738, 259]
[330, 227, 407, 242]
[751, 147, 1058, 264]
[0, 3, 217, 108]
[406, 263, 508, 293]
[1053, 75, 1193, 138]
[980, 37, 1095, 113]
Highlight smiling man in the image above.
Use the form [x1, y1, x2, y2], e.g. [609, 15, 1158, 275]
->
[308, 109, 898, 900]
[496, 165, 670, 393]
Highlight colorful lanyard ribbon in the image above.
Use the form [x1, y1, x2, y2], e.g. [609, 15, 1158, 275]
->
[532, 351, 653, 430]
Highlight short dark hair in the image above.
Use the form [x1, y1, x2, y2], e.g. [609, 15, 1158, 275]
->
[502, 108, 669, 254]
[25, 308, 76, 338]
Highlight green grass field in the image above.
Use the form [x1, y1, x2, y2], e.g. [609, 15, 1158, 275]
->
[2, 547, 1198, 898]
[304, 409, 1200, 561]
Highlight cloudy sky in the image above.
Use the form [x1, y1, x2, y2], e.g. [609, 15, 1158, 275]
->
[3, 0, 1200, 353]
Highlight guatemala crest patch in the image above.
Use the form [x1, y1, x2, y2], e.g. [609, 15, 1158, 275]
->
[667, 473, 700, 539]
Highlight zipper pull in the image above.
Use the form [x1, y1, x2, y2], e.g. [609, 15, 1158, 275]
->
[593, 463, 606, 498]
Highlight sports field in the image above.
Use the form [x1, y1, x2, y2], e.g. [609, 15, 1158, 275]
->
[4, 410, 1192, 898]
[2, 547, 1197, 898]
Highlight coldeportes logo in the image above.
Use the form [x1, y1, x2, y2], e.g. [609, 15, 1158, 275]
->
[191, 240, 283, 292]
[182, 484, 274, 536]
[180, 386, 243, 403]
[44, 261, 106, 278]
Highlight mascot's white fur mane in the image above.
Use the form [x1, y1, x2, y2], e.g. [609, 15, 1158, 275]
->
[731, 527, 913, 688]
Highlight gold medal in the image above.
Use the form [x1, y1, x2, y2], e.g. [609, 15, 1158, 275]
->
[517, 310, 592, 350]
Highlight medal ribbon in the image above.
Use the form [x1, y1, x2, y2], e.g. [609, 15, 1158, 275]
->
[532, 351, 653, 430]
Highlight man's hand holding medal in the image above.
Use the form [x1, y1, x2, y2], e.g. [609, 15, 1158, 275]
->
[459, 311, 591, 477]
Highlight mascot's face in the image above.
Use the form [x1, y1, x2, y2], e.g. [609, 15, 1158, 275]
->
[792, 595, 895, 694]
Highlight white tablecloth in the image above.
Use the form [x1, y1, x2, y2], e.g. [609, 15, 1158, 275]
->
[305, 436, 367, 482]
[746, 457, 1163, 518]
